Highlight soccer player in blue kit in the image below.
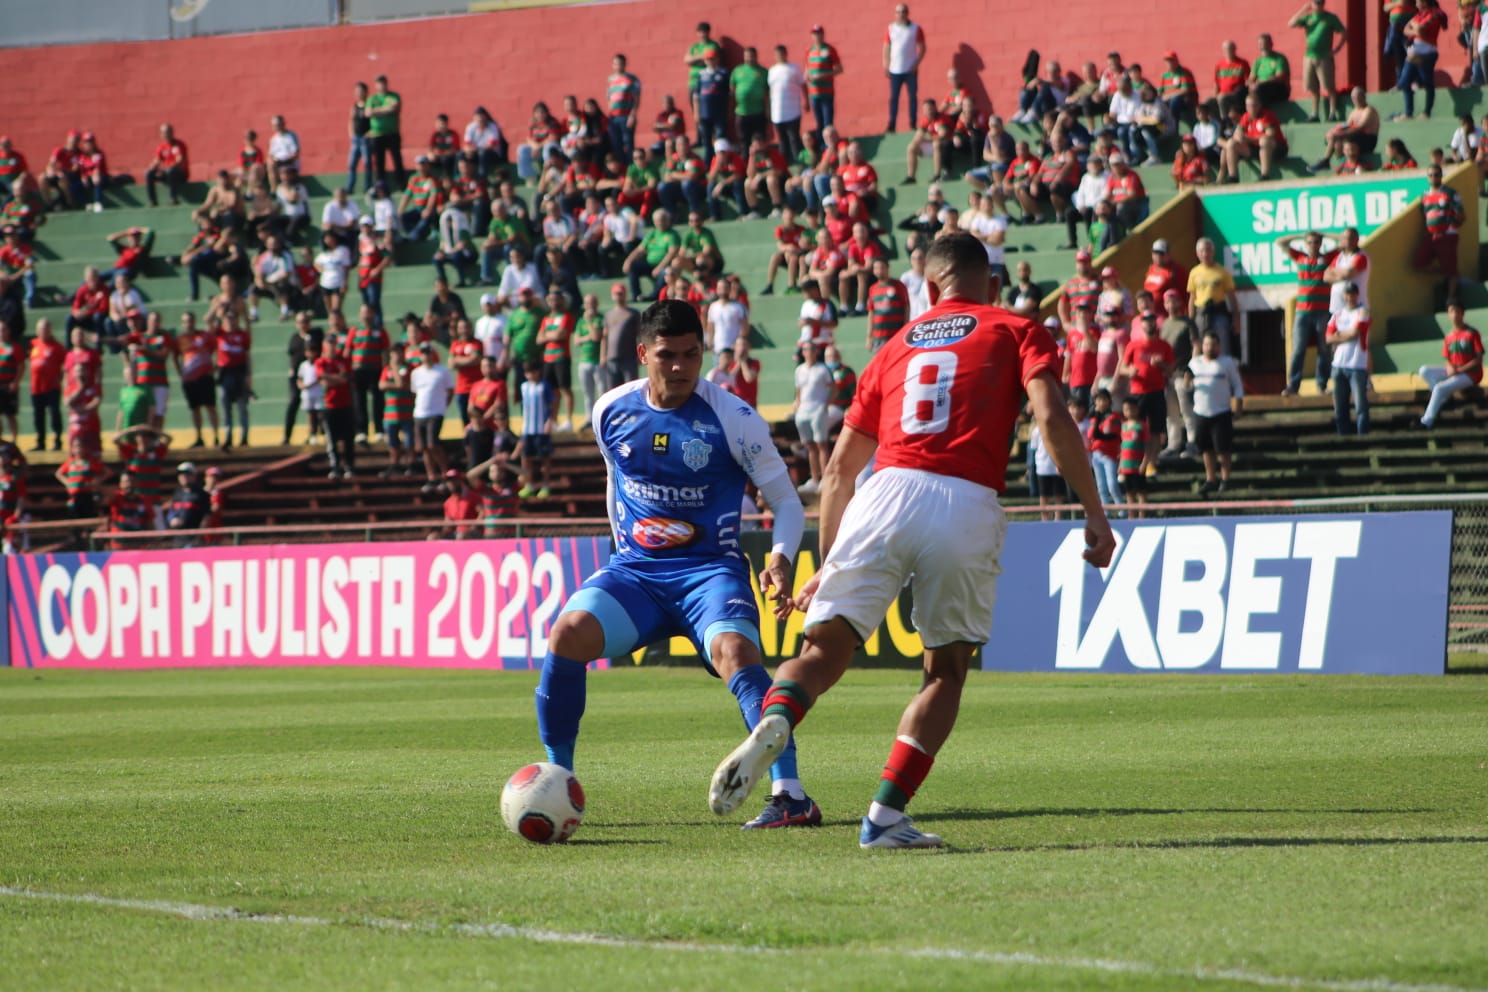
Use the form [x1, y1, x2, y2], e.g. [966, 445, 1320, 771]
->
[534, 299, 820, 828]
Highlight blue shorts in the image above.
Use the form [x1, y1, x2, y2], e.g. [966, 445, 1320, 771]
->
[559, 556, 759, 672]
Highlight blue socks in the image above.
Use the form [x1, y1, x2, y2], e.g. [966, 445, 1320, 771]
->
[536, 653, 587, 771]
[728, 666, 799, 785]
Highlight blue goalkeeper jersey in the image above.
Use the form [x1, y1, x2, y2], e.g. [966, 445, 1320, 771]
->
[592, 378, 790, 565]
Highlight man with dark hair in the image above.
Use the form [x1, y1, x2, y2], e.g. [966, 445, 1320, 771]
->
[367, 75, 406, 189]
[710, 231, 1115, 848]
[532, 299, 819, 830]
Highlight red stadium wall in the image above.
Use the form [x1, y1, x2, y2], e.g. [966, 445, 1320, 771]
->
[0, 0, 1455, 180]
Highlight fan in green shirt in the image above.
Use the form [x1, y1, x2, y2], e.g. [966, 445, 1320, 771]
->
[1288, 1, 1347, 121]
[731, 59, 768, 119]
[681, 222, 720, 262]
[1248, 33, 1292, 108]
[686, 25, 723, 92]
[507, 296, 548, 366]
[118, 383, 154, 430]
[626, 158, 662, 191]
[367, 79, 402, 137]
[643, 226, 682, 266]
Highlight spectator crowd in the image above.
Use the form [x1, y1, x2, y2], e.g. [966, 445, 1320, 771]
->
[0, 0, 1485, 543]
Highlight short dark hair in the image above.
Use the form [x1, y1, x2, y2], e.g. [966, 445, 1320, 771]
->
[925, 231, 989, 279]
[639, 299, 705, 344]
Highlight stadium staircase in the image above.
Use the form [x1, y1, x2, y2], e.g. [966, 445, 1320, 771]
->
[14, 84, 1488, 540]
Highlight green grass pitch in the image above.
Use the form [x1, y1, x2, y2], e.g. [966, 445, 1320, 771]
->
[2, 664, 1486, 991]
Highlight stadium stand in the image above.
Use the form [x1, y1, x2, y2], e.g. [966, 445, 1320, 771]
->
[6, 3, 1488, 548]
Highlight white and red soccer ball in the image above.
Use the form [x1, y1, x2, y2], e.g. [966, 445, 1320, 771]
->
[501, 762, 585, 844]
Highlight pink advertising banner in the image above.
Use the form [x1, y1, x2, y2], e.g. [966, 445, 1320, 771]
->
[7, 538, 610, 670]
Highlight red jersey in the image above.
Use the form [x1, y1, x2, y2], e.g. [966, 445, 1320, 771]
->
[838, 162, 878, 196]
[1105, 171, 1146, 204]
[1411, 5, 1448, 45]
[75, 149, 106, 177]
[29, 338, 65, 394]
[68, 382, 102, 441]
[845, 299, 1059, 492]
[72, 282, 108, 318]
[709, 151, 747, 182]
[180, 330, 217, 382]
[315, 355, 352, 409]
[1087, 412, 1122, 460]
[468, 377, 508, 421]
[846, 239, 884, 268]
[732, 359, 761, 408]
[109, 490, 153, 533]
[1143, 263, 1187, 314]
[450, 339, 484, 393]
[65, 346, 101, 391]
[239, 143, 264, 173]
[824, 215, 853, 247]
[1064, 326, 1099, 388]
[49, 146, 77, 174]
[1240, 111, 1285, 149]
[155, 139, 189, 174]
[809, 246, 845, 272]
[444, 491, 482, 537]
[216, 328, 251, 369]
[1444, 327, 1484, 383]
[1121, 334, 1176, 394]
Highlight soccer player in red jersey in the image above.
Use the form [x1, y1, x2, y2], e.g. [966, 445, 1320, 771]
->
[710, 233, 1115, 848]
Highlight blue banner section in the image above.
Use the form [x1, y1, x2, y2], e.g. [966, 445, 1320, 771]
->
[985, 512, 1452, 675]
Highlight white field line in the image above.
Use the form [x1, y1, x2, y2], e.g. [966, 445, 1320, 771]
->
[1, 886, 1483, 992]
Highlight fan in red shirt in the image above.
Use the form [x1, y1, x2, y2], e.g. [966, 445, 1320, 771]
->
[837, 142, 879, 211]
[75, 132, 108, 211]
[42, 130, 82, 211]
[1062, 302, 1100, 405]
[448, 318, 485, 422]
[652, 95, 687, 153]
[1222, 93, 1286, 182]
[838, 223, 884, 315]
[821, 198, 854, 246]
[145, 123, 190, 207]
[30, 319, 66, 452]
[744, 135, 789, 217]
[1118, 311, 1177, 470]
[1103, 155, 1147, 235]
[709, 232, 1114, 849]
[67, 267, 110, 336]
[762, 207, 808, 294]
[1142, 240, 1187, 316]
[1172, 133, 1212, 189]
[706, 140, 747, 220]
[905, 99, 955, 184]
[215, 315, 252, 450]
[440, 470, 482, 539]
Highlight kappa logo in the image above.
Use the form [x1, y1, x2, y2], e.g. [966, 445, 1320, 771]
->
[682, 437, 713, 472]
[652, 433, 670, 454]
[615, 441, 632, 458]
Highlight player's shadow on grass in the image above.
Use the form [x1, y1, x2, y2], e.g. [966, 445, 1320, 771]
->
[930, 806, 1436, 821]
[951, 835, 1488, 854]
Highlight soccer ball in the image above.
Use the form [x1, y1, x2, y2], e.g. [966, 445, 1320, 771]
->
[501, 762, 585, 844]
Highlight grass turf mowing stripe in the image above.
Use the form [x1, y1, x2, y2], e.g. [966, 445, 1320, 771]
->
[3, 886, 1481, 992]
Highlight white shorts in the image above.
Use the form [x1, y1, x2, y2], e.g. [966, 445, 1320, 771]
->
[152, 386, 169, 417]
[796, 407, 830, 443]
[805, 466, 1006, 648]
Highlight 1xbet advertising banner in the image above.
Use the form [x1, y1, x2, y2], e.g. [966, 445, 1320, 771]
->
[987, 512, 1451, 675]
[7, 539, 609, 670]
[1199, 175, 1428, 288]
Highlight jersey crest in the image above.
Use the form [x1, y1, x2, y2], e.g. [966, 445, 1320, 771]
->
[682, 437, 713, 472]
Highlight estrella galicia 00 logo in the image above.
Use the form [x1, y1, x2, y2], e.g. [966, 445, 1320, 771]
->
[630, 516, 698, 550]
[905, 313, 977, 349]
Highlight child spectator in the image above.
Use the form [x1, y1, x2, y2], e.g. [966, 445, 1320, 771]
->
[298, 341, 327, 445]
[1087, 388, 1122, 508]
[1118, 395, 1149, 515]
[1027, 422, 1064, 520]
[1063, 303, 1099, 407]
[314, 231, 352, 317]
[55, 436, 111, 518]
[464, 357, 510, 467]
[517, 360, 556, 499]
[106, 473, 153, 547]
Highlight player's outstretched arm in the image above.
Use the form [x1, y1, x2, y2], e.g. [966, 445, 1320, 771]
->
[1027, 371, 1115, 569]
